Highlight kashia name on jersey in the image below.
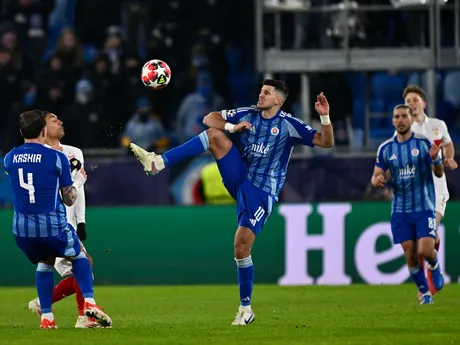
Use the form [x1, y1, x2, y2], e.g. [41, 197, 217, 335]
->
[12, 154, 42, 163]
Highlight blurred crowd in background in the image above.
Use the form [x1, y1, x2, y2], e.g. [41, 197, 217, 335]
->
[1, 0, 460, 207]
[1, 0, 460, 155]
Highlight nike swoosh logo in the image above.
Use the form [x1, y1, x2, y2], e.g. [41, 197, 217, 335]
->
[244, 313, 254, 324]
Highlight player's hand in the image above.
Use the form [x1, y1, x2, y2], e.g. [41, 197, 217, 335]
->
[77, 223, 87, 241]
[443, 158, 458, 170]
[429, 143, 442, 161]
[73, 168, 87, 189]
[315, 92, 330, 116]
[371, 175, 386, 188]
[233, 121, 252, 132]
[79, 168, 87, 181]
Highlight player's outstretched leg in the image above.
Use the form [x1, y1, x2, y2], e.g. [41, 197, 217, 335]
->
[71, 251, 112, 327]
[36, 260, 58, 329]
[232, 226, 256, 326]
[130, 131, 210, 175]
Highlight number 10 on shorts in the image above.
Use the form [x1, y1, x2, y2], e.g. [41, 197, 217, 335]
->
[250, 206, 265, 226]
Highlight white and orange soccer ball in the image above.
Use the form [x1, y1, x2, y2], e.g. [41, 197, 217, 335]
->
[141, 59, 171, 90]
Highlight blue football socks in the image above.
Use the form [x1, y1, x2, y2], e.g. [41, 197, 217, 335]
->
[409, 265, 429, 294]
[36, 263, 54, 313]
[235, 256, 254, 306]
[163, 131, 210, 167]
[72, 252, 94, 298]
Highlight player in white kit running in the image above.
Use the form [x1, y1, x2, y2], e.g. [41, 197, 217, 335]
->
[403, 85, 458, 296]
[27, 112, 101, 328]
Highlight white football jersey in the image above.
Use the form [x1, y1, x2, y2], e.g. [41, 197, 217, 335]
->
[45, 143, 86, 229]
[411, 115, 451, 198]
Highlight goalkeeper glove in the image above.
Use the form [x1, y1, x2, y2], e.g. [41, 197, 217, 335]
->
[77, 223, 87, 241]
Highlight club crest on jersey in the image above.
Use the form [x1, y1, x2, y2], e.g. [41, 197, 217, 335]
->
[271, 126, 279, 136]
[411, 149, 419, 156]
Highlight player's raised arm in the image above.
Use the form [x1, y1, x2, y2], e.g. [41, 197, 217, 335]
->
[429, 143, 444, 178]
[203, 109, 252, 133]
[311, 93, 334, 148]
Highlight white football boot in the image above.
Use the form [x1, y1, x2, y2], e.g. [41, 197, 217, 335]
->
[75, 315, 103, 328]
[84, 301, 112, 328]
[28, 298, 42, 317]
[231, 305, 255, 325]
[130, 143, 165, 176]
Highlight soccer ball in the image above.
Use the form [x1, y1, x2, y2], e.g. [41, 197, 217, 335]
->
[141, 59, 171, 90]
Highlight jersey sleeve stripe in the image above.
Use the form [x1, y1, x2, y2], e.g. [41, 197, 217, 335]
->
[55, 152, 63, 174]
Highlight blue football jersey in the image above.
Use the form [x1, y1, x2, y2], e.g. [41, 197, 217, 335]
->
[222, 106, 317, 198]
[375, 133, 436, 214]
[4, 143, 73, 237]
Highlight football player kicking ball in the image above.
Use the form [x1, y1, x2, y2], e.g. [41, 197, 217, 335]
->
[130, 80, 335, 325]
[403, 85, 457, 297]
[27, 111, 102, 328]
[372, 105, 444, 304]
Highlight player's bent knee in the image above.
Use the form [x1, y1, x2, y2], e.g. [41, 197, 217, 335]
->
[234, 245, 251, 259]
[207, 128, 231, 146]
[234, 226, 255, 259]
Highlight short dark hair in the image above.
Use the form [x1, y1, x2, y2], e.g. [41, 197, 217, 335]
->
[263, 79, 289, 99]
[19, 110, 46, 139]
[393, 104, 412, 115]
[403, 85, 426, 102]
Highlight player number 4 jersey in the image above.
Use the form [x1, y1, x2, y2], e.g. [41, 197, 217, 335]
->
[3, 143, 72, 237]
[221, 106, 317, 198]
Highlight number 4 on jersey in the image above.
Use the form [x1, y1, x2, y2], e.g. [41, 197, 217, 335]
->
[18, 168, 35, 203]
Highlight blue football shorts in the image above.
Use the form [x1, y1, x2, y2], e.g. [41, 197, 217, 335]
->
[15, 224, 81, 264]
[216, 144, 275, 235]
[390, 211, 437, 244]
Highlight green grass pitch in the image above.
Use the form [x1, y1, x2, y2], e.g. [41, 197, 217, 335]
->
[0, 284, 459, 345]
